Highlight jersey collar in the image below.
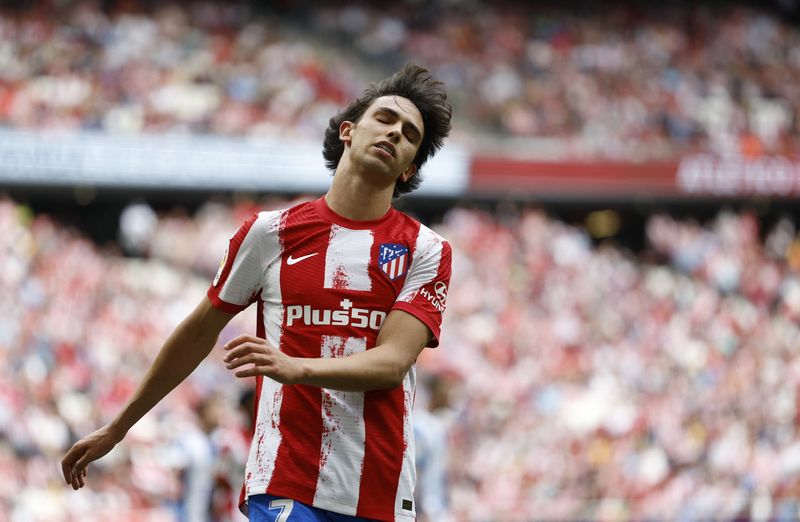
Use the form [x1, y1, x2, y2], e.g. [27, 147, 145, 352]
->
[313, 197, 397, 230]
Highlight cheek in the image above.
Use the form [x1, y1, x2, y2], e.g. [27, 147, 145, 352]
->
[403, 146, 419, 163]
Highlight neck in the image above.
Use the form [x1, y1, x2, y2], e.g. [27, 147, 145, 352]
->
[325, 160, 396, 221]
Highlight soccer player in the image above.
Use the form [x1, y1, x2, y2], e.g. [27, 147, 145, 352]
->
[61, 63, 453, 522]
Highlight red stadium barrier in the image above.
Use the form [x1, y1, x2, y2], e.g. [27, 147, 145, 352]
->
[471, 154, 800, 199]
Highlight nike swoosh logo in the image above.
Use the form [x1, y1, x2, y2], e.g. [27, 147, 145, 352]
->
[286, 252, 319, 265]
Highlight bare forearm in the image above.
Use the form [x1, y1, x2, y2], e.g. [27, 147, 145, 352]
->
[61, 297, 234, 491]
[223, 310, 430, 392]
[110, 300, 228, 435]
[295, 310, 431, 391]
[111, 329, 215, 433]
[297, 345, 411, 391]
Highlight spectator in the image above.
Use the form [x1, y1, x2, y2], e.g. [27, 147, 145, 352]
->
[3, 1, 800, 160]
[5, 193, 800, 520]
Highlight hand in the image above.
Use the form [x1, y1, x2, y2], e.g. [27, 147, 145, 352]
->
[61, 424, 125, 490]
[224, 335, 305, 383]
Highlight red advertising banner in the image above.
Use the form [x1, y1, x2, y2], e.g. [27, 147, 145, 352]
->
[676, 154, 800, 197]
[470, 154, 800, 199]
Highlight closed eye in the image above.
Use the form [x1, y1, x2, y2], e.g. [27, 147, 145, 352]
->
[374, 107, 422, 143]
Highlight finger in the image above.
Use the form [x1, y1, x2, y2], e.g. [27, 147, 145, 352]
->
[223, 334, 248, 349]
[71, 474, 81, 490]
[223, 343, 256, 362]
[235, 367, 264, 378]
[226, 353, 269, 370]
[224, 343, 268, 363]
[62, 458, 72, 484]
[73, 451, 96, 476]
[224, 335, 264, 350]
[62, 446, 84, 484]
[70, 449, 100, 484]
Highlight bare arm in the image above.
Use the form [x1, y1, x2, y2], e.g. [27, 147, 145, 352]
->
[61, 297, 235, 490]
[223, 309, 431, 392]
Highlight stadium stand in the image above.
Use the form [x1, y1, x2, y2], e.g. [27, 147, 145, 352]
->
[4, 194, 800, 520]
[1, 1, 800, 159]
[3, 1, 800, 521]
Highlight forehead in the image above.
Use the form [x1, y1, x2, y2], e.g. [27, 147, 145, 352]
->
[367, 95, 423, 127]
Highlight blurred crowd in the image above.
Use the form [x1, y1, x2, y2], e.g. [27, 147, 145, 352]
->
[0, 1, 362, 140]
[4, 194, 800, 520]
[4, 0, 800, 520]
[1, 0, 800, 160]
[0, 198, 255, 521]
[434, 204, 800, 520]
[310, 1, 800, 159]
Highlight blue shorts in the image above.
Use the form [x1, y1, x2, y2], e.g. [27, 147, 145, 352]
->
[248, 494, 377, 522]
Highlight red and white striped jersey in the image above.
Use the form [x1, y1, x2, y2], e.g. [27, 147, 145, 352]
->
[207, 197, 452, 522]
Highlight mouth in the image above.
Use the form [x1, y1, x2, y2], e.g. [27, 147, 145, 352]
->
[374, 142, 396, 158]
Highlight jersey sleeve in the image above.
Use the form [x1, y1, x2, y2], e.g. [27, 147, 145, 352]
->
[392, 228, 452, 348]
[207, 211, 278, 313]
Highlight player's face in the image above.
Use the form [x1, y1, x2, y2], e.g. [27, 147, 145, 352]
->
[340, 95, 424, 183]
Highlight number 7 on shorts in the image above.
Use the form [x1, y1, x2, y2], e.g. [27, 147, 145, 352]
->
[269, 498, 294, 522]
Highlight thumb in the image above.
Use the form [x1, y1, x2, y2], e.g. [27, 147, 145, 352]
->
[74, 452, 92, 474]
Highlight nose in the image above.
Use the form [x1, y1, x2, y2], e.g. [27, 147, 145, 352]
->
[386, 123, 402, 142]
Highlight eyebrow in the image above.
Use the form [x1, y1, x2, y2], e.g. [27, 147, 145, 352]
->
[375, 106, 422, 140]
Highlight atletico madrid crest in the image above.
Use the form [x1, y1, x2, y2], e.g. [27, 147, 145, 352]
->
[379, 243, 409, 280]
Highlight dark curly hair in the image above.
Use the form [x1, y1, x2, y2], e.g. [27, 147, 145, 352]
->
[322, 63, 452, 198]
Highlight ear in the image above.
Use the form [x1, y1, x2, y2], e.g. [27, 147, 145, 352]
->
[339, 120, 354, 145]
[399, 163, 418, 182]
